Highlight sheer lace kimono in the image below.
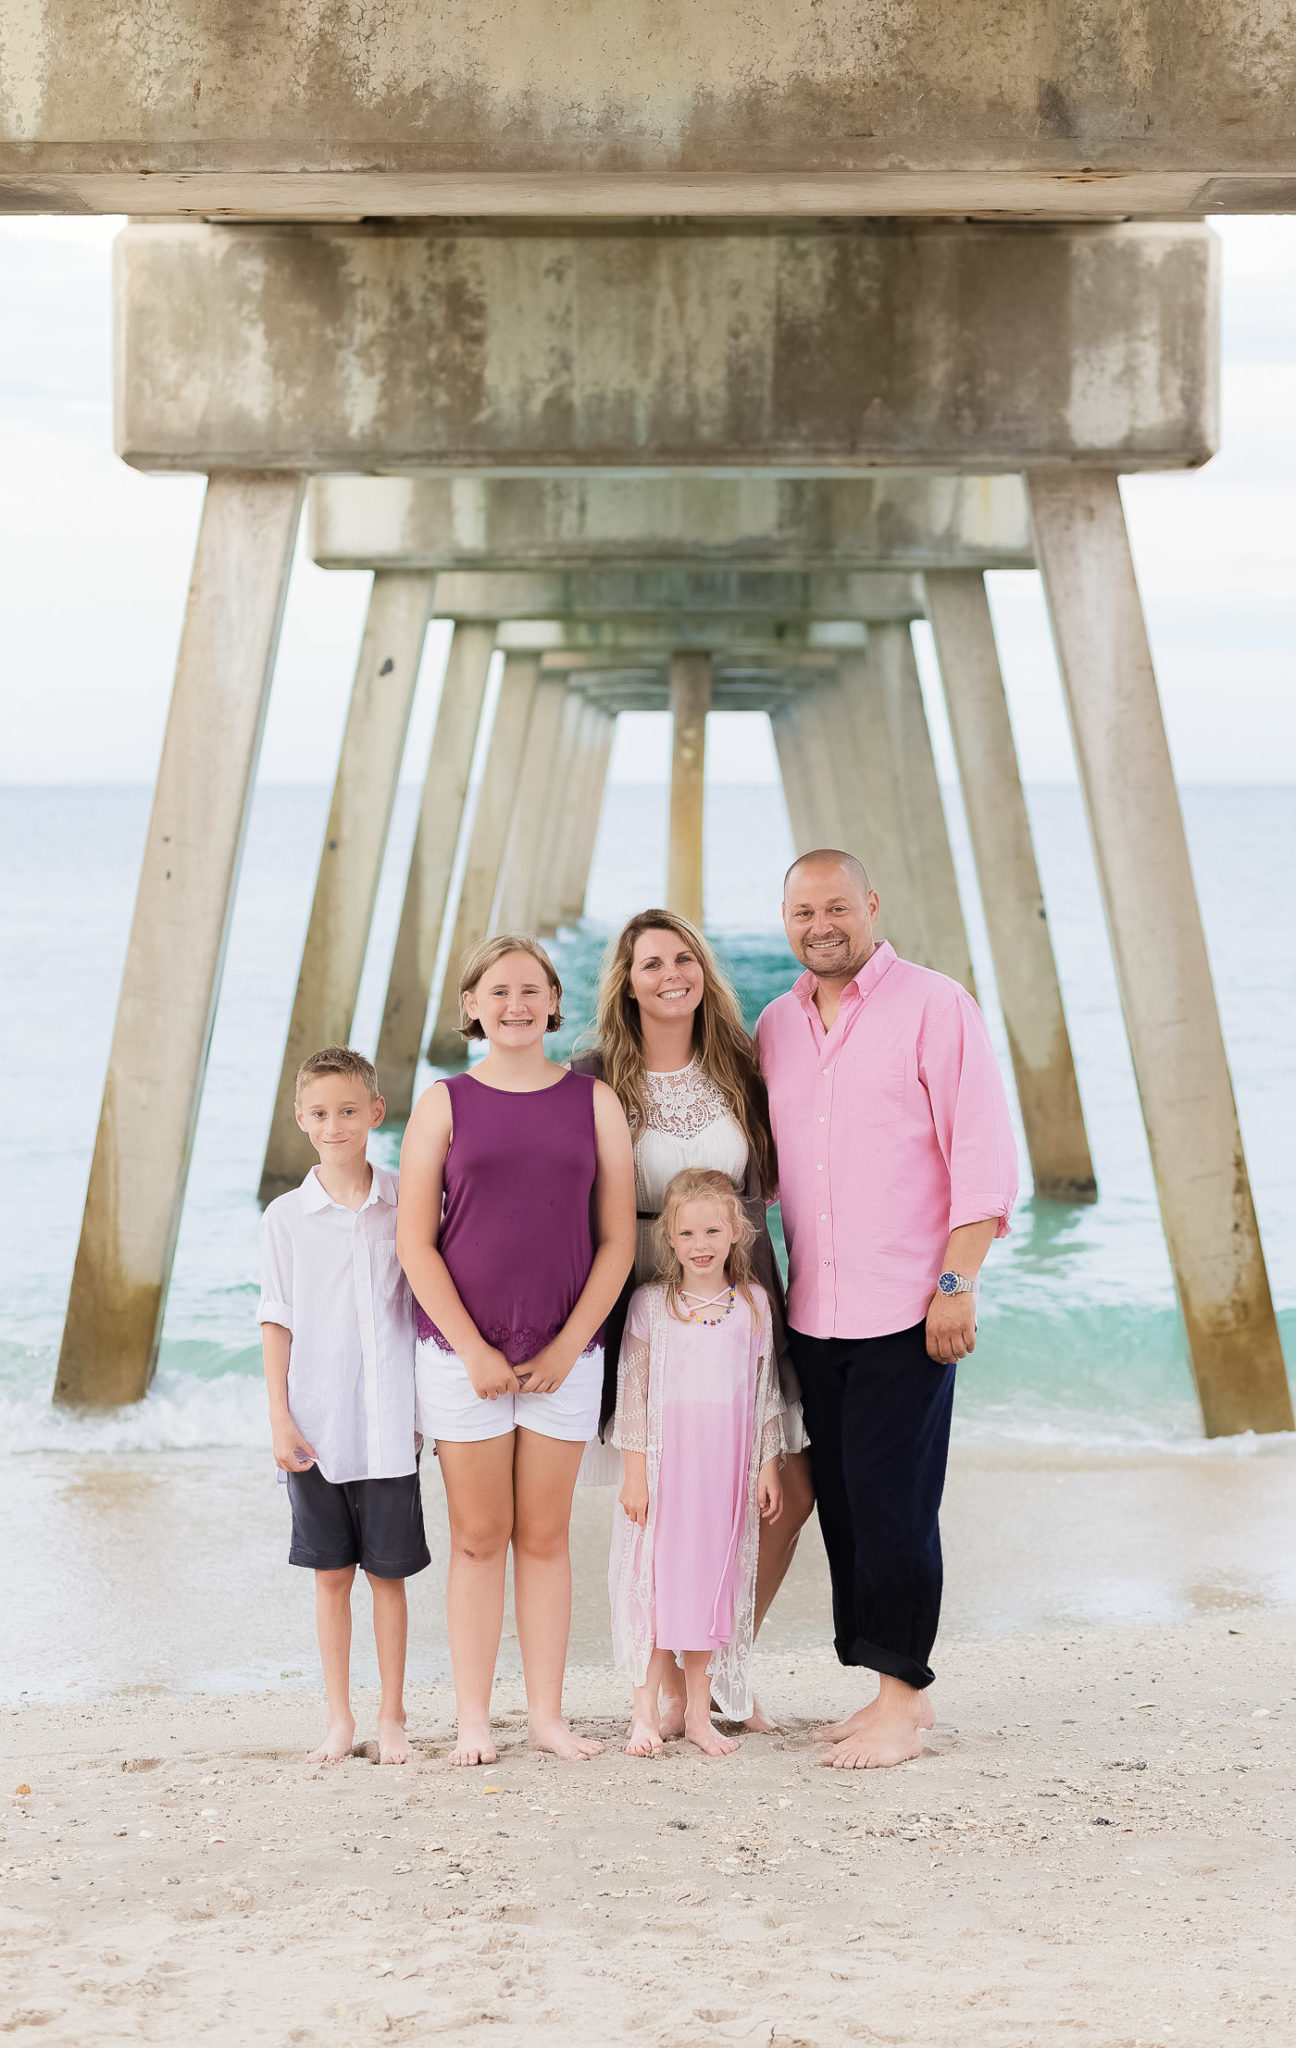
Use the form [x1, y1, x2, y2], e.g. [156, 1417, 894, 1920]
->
[608, 1281, 785, 1722]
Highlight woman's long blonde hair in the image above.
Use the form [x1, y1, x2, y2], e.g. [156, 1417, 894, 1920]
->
[652, 1169, 758, 1323]
[592, 909, 776, 1196]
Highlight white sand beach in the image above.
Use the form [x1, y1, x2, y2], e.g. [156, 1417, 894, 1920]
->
[4, 1603, 1295, 2047]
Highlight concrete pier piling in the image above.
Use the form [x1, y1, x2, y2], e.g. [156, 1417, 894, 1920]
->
[560, 708, 615, 929]
[667, 653, 712, 927]
[1028, 472, 1292, 1436]
[374, 622, 497, 1120]
[532, 691, 588, 938]
[925, 569, 1096, 1204]
[495, 676, 570, 935]
[426, 654, 541, 1065]
[55, 472, 303, 1408]
[258, 569, 434, 1205]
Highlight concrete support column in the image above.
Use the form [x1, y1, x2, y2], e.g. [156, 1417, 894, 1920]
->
[559, 707, 615, 926]
[426, 653, 541, 1064]
[667, 651, 711, 926]
[374, 621, 496, 1120]
[258, 570, 434, 1204]
[495, 675, 569, 933]
[55, 471, 303, 1408]
[1029, 472, 1290, 1436]
[533, 691, 587, 937]
[770, 703, 820, 857]
[833, 649, 923, 960]
[860, 622, 975, 993]
[925, 570, 1096, 1204]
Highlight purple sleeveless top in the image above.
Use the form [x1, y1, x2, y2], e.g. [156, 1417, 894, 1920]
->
[418, 1069, 602, 1365]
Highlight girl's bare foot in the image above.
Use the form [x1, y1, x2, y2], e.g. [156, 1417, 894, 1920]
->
[685, 1713, 738, 1758]
[377, 1716, 411, 1765]
[528, 1717, 603, 1761]
[308, 1718, 356, 1763]
[449, 1720, 497, 1767]
[625, 1716, 664, 1759]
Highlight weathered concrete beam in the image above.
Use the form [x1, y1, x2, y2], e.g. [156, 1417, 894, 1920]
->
[6, 3, 1296, 220]
[309, 475, 1033, 572]
[116, 222, 1217, 474]
[497, 617, 867, 655]
[426, 568, 925, 624]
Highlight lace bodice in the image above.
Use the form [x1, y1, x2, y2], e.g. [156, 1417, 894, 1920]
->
[634, 1060, 749, 1230]
[641, 1058, 732, 1141]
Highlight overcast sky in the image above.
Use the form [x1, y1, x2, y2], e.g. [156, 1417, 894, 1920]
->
[1, 214, 1293, 787]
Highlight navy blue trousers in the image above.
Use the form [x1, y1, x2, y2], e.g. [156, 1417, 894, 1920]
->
[790, 1319, 955, 1690]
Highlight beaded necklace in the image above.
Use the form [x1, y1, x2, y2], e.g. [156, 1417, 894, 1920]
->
[678, 1284, 736, 1326]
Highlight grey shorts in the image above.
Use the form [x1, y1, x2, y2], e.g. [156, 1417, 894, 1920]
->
[286, 1461, 431, 1579]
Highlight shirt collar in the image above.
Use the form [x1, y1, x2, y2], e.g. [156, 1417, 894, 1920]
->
[299, 1161, 395, 1212]
[793, 939, 898, 1013]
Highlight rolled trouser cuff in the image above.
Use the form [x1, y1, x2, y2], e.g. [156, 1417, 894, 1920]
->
[834, 1633, 935, 1691]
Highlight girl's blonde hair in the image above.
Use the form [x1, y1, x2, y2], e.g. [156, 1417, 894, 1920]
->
[458, 934, 564, 1041]
[652, 1168, 758, 1323]
[591, 909, 777, 1196]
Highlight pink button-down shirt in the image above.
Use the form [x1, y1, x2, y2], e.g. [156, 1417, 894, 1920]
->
[754, 942, 1017, 1341]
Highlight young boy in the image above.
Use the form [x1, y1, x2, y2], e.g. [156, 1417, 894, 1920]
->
[259, 1046, 429, 1765]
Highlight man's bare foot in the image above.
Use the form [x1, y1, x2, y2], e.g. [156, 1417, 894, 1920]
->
[528, 1717, 603, 1761]
[307, 1718, 356, 1763]
[625, 1716, 664, 1759]
[685, 1713, 738, 1758]
[814, 1691, 935, 1742]
[377, 1716, 411, 1765]
[821, 1715, 926, 1770]
[449, 1720, 497, 1767]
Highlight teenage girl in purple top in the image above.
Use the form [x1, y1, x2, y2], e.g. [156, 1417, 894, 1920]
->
[398, 934, 635, 1766]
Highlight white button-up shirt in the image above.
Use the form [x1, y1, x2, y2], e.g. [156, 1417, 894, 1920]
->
[258, 1164, 416, 1484]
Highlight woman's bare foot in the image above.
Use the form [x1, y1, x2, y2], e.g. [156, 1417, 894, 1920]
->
[307, 1718, 356, 1764]
[449, 1719, 497, 1767]
[659, 1662, 687, 1741]
[742, 1697, 778, 1733]
[377, 1716, 411, 1765]
[625, 1716, 664, 1759]
[685, 1713, 738, 1758]
[528, 1717, 603, 1761]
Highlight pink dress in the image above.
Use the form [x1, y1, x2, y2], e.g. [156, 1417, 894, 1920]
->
[608, 1282, 784, 1719]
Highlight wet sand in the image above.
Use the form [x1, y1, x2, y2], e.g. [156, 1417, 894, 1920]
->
[4, 1612, 1295, 2045]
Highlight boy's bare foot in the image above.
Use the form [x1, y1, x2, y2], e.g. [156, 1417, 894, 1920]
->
[308, 1718, 356, 1764]
[449, 1720, 497, 1767]
[625, 1716, 664, 1759]
[377, 1716, 411, 1765]
[528, 1717, 603, 1761]
[685, 1713, 738, 1758]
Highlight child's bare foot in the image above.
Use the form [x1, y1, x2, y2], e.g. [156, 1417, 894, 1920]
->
[308, 1718, 356, 1764]
[377, 1716, 411, 1765]
[528, 1717, 603, 1761]
[625, 1716, 664, 1759]
[685, 1713, 738, 1758]
[449, 1719, 497, 1767]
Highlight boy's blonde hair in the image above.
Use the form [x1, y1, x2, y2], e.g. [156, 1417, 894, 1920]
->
[295, 1045, 380, 1104]
[652, 1168, 758, 1323]
[458, 933, 564, 1041]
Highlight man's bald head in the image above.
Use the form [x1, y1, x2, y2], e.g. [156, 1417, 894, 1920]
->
[783, 849, 872, 901]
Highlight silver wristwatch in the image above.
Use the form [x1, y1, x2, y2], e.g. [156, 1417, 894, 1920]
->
[937, 1270, 974, 1297]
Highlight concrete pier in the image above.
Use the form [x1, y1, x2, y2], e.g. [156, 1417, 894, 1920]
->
[532, 691, 587, 938]
[374, 622, 497, 1120]
[55, 472, 302, 1408]
[1028, 471, 1292, 1437]
[925, 569, 1096, 1205]
[560, 709, 615, 928]
[426, 654, 541, 1065]
[495, 676, 570, 935]
[667, 653, 711, 926]
[258, 570, 434, 1205]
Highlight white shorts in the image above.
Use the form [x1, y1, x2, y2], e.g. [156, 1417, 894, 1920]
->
[415, 1342, 604, 1445]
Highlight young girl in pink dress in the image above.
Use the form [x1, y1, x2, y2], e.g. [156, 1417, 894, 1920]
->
[610, 1168, 785, 1757]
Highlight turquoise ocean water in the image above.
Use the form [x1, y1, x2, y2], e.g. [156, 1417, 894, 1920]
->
[2, 778, 1294, 1464]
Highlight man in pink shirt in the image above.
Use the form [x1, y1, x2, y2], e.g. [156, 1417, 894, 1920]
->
[755, 851, 1017, 1768]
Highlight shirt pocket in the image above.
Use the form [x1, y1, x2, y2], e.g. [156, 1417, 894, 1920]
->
[855, 1058, 908, 1127]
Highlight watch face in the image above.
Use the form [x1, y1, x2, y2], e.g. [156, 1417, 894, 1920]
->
[938, 1272, 957, 1296]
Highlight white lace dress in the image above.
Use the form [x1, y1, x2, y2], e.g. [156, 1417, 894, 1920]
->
[609, 1282, 785, 1720]
[635, 1059, 808, 1454]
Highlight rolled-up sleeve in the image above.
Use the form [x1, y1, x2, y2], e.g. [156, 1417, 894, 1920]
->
[258, 1208, 294, 1331]
[920, 990, 1018, 1239]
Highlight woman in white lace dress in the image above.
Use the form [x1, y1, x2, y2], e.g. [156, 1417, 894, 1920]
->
[572, 908, 815, 1731]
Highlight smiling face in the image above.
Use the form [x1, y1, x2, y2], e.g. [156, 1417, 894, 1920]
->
[628, 926, 706, 1031]
[295, 1072, 384, 1165]
[782, 856, 880, 986]
[669, 1197, 737, 1285]
[462, 948, 559, 1049]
